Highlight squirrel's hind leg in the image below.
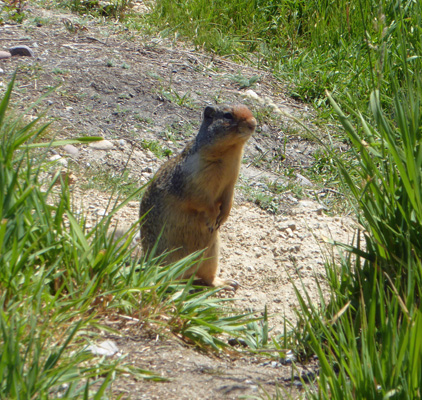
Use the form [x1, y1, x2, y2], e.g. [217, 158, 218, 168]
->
[196, 235, 238, 290]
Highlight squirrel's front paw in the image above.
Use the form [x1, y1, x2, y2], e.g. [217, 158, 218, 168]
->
[206, 220, 216, 233]
[210, 277, 239, 291]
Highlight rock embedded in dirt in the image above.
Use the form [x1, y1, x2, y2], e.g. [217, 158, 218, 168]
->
[49, 154, 68, 167]
[89, 140, 114, 150]
[87, 340, 120, 357]
[0, 51, 11, 60]
[296, 172, 313, 187]
[9, 45, 35, 57]
[63, 144, 79, 157]
[276, 220, 297, 231]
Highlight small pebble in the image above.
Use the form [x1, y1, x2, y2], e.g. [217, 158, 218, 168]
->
[87, 340, 119, 357]
[9, 45, 34, 57]
[296, 174, 313, 186]
[89, 140, 114, 150]
[280, 350, 296, 365]
[0, 51, 11, 60]
[63, 144, 79, 157]
[49, 155, 68, 167]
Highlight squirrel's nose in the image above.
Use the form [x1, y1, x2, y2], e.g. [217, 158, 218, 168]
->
[247, 117, 257, 131]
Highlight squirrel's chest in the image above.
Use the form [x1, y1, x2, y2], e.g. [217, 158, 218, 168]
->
[184, 152, 240, 193]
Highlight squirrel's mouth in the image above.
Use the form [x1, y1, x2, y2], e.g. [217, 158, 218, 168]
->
[236, 117, 257, 137]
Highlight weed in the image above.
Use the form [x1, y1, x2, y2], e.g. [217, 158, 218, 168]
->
[31, 15, 50, 26]
[1, 0, 26, 23]
[253, 105, 280, 127]
[141, 139, 172, 158]
[134, 113, 153, 125]
[159, 86, 193, 108]
[113, 104, 130, 115]
[52, 67, 68, 75]
[242, 185, 279, 214]
[118, 92, 131, 100]
[149, 0, 422, 120]
[229, 73, 260, 89]
[60, 0, 133, 21]
[80, 164, 140, 196]
[147, 71, 161, 80]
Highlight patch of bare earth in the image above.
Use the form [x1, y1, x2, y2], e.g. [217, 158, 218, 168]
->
[0, 4, 355, 398]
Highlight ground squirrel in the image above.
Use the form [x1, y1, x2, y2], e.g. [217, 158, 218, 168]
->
[140, 104, 256, 287]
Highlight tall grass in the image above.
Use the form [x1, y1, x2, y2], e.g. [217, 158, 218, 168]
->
[284, 2, 422, 398]
[149, 0, 421, 114]
[0, 73, 261, 397]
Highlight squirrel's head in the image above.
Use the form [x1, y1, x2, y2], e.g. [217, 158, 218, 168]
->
[195, 104, 256, 151]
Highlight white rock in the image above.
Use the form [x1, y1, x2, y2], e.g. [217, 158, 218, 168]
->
[243, 89, 260, 101]
[87, 340, 119, 356]
[296, 173, 313, 187]
[89, 140, 114, 150]
[286, 228, 294, 237]
[49, 155, 68, 167]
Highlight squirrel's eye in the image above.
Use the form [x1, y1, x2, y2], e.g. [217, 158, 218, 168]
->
[224, 112, 234, 120]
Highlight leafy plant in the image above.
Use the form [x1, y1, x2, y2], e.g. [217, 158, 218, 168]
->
[280, 3, 422, 398]
[61, 0, 133, 21]
[1, 0, 26, 23]
[229, 73, 260, 89]
[141, 139, 172, 158]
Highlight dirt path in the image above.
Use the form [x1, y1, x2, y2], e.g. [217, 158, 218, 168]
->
[0, 5, 355, 398]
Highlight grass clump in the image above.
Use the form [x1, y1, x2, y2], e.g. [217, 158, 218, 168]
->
[280, 4, 422, 398]
[141, 138, 172, 158]
[59, 0, 133, 21]
[148, 0, 422, 116]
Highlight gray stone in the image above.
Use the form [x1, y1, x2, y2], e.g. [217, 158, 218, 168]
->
[89, 140, 114, 150]
[296, 173, 313, 187]
[9, 45, 34, 57]
[63, 144, 79, 157]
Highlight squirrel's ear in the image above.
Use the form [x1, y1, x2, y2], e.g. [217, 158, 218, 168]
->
[204, 106, 217, 120]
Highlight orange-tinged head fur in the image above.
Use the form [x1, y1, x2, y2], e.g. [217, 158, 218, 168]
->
[194, 104, 256, 155]
[232, 104, 256, 130]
